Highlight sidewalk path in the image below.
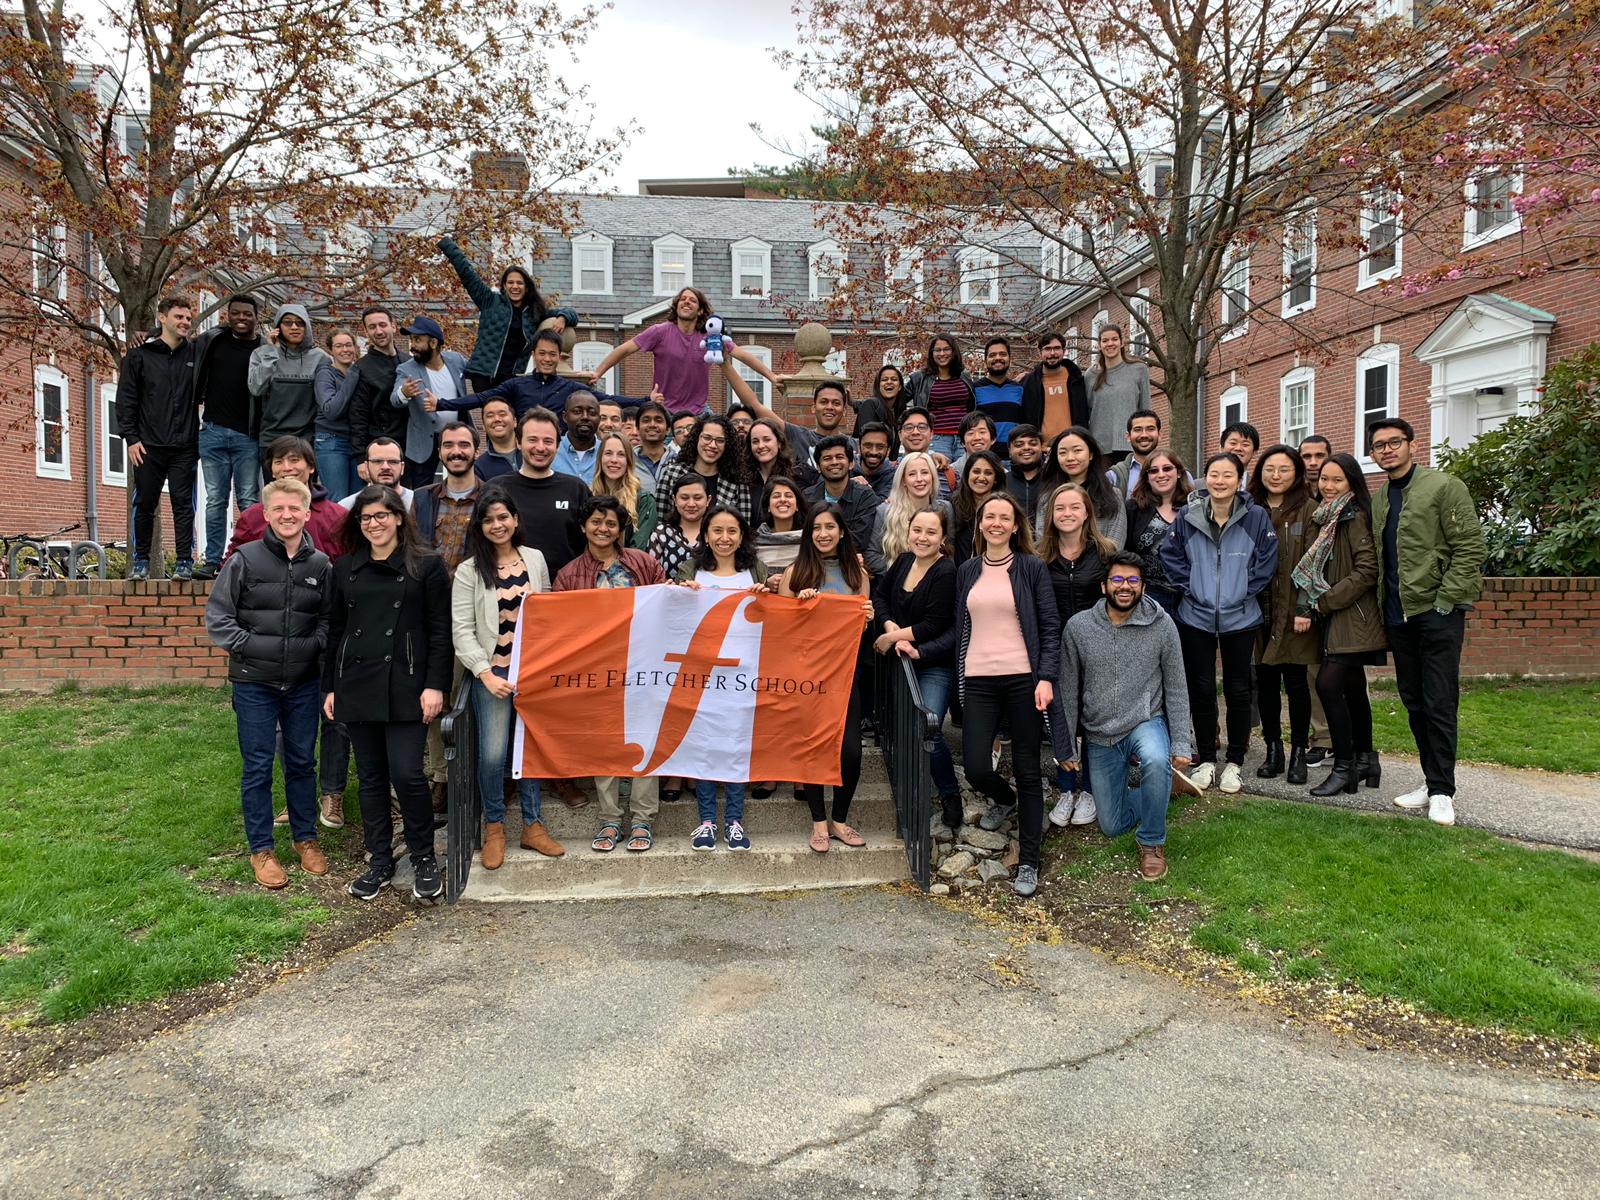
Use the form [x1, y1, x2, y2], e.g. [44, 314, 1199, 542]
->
[1, 890, 1594, 1199]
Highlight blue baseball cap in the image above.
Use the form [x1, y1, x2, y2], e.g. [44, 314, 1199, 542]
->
[401, 315, 445, 341]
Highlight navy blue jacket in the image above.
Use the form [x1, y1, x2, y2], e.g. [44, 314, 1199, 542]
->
[1159, 491, 1278, 634]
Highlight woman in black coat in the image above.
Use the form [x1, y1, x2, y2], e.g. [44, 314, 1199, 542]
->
[324, 485, 453, 901]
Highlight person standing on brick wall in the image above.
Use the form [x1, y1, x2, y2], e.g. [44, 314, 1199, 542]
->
[1018, 330, 1089, 448]
[348, 307, 405, 463]
[1368, 418, 1486, 828]
[1085, 325, 1151, 459]
[248, 302, 329, 470]
[191, 294, 264, 580]
[116, 294, 199, 582]
[437, 235, 579, 393]
[204, 477, 333, 890]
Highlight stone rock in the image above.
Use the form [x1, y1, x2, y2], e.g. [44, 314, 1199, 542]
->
[930, 820, 954, 843]
[1001, 839, 1020, 870]
[928, 883, 951, 896]
[978, 859, 1011, 884]
[965, 846, 992, 860]
[960, 827, 1009, 852]
[963, 801, 988, 826]
[937, 850, 976, 879]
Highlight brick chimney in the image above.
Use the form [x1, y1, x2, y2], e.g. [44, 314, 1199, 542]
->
[469, 151, 530, 193]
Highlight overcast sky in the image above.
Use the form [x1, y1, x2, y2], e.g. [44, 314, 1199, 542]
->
[565, 0, 826, 191]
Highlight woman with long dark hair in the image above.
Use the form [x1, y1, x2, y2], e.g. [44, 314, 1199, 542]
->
[952, 450, 1005, 566]
[748, 417, 815, 490]
[653, 413, 753, 525]
[907, 334, 975, 459]
[324, 485, 453, 900]
[1125, 449, 1191, 613]
[649, 473, 710, 580]
[778, 506, 874, 853]
[1037, 426, 1126, 547]
[854, 363, 909, 444]
[1085, 324, 1152, 456]
[754, 475, 811, 575]
[438, 237, 578, 392]
[450, 488, 561, 870]
[1248, 445, 1320, 784]
[1293, 453, 1388, 797]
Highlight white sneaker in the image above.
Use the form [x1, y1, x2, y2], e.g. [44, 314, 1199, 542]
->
[1070, 792, 1097, 825]
[1048, 792, 1076, 828]
[1188, 762, 1217, 791]
[1393, 785, 1429, 810]
[1219, 763, 1242, 794]
[1428, 794, 1456, 826]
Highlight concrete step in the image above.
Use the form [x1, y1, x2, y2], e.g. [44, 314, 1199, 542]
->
[520, 788, 900, 840]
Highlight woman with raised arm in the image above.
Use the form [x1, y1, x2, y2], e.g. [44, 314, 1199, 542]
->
[437, 236, 578, 392]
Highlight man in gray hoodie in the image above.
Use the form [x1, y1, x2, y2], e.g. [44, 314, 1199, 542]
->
[248, 303, 330, 463]
[1057, 551, 1195, 881]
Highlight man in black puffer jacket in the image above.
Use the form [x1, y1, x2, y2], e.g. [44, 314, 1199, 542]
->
[205, 477, 333, 890]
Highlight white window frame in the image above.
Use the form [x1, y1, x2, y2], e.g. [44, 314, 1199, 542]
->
[730, 237, 772, 299]
[1064, 325, 1081, 364]
[884, 249, 923, 301]
[194, 289, 219, 333]
[958, 246, 999, 306]
[1281, 208, 1317, 317]
[808, 239, 845, 302]
[572, 340, 616, 392]
[732, 344, 774, 407]
[1358, 186, 1403, 289]
[34, 364, 71, 480]
[1089, 309, 1110, 349]
[1221, 249, 1250, 340]
[1040, 238, 1062, 294]
[100, 380, 126, 486]
[1355, 343, 1400, 465]
[652, 233, 694, 296]
[33, 222, 67, 302]
[96, 254, 124, 347]
[571, 231, 614, 295]
[1127, 291, 1151, 355]
[1279, 367, 1315, 448]
[1219, 384, 1248, 431]
[1373, 0, 1413, 23]
[1462, 167, 1523, 249]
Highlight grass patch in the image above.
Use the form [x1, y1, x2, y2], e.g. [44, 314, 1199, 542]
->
[0, 685, 369, 1023]
[1085, 799, 1600, 1042]
[1368, 677, 1600, 774]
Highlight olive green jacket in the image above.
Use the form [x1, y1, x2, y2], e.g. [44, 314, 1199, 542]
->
[1370, 466, 1486, 621]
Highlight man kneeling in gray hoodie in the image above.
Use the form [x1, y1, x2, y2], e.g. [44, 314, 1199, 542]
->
[1058, 551, 1196, 881]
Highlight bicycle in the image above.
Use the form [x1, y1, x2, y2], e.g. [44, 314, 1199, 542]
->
[0, 524, 112, 580]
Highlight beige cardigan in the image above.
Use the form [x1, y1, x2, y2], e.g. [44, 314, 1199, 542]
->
[451, 546, 551, 679]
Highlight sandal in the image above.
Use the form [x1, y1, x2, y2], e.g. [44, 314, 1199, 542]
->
[626, 822, 653, 853]
[808, 827, 830, 854]
[591, 822, 622, 853]
[829, 822, 866, 847]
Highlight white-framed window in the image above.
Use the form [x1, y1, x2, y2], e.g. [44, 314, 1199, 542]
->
[1355, 343, 1400, 462]
[1219, 384, 1248, 430]
[33, 222, 67, 302]
[1358, 186, 1402, 289]
[1279, 367, 1315, 447]
[96, 254, 124, 347]
[1221, 250, 1249, 339]
[733, 344, 773, 407]
[958, 246, 999, 305]
[824, 346, 848, 378]
[1064, 325, 1081, 364]
[885, 249, 923, 300]
[1063, 227, 1091, 284]
[1142, 156, 1174, 201]
[100, 381, 126, 486]
[1128, 291, 1151, 355]
[808, 239, 845, 301]
[1281, 208, 1316, 316]
[1463, 167, 1522, 248]
[1040, 238, 1062, 293]
[1373, 0, 1413, 23]
[882, 348, 907, 369]
[236, 209, 276, 257]
[652, 233, 693, 295]
[34, 364, 71, 480]
[572, 340, 616, 392]
[1090, 309, 1110, 349]
[194, 289, 219, 332]
[730, 237, 771, 299]
[571, 231, 613, 295]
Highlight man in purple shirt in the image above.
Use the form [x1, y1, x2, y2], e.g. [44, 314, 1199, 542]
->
[585, 286, 779, 417]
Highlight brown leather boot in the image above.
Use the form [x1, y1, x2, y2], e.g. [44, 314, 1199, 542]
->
[251, 849, 288, 889]
[1138, 843, 1168, 882]
[520, 821, 566, 858]
[482, 821, 506, 870]
[293, 840, 329, 876]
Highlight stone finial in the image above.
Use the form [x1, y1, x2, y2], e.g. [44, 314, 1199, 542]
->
[778, 321, 848, 406]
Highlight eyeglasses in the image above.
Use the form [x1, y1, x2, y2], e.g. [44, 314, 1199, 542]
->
[368, 458, 402, 468]
[359, 512, 396, 525]
[1148, 466, 1176, 475]
[1108, 575, 1143, 586]
[901, 422, 930, 432]
[699, 435, 727, 446]
[1369, 436, 1408, 452]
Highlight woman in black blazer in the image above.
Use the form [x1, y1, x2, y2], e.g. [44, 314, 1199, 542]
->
[324, 484, 453, 901]
[873, 505, 960, 828]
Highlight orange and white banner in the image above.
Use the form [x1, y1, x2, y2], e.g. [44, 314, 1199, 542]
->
[510, 585, 862, 784]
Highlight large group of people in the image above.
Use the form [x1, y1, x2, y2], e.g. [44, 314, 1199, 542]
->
[116, 244, 1488, 901]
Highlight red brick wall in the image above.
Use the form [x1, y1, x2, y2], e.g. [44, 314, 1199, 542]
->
[1453, 578, 1600, 679]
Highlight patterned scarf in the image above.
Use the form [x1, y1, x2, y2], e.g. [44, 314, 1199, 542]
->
[1290, 491, 1354, 609]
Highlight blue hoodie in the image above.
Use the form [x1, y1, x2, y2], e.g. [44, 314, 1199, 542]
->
[1159, 490, 1278, 634]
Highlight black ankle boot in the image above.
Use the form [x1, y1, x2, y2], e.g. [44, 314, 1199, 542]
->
[1357, 751, 1382, 788]
[940, 794, 963, 830]
[1256, 741, 1285, 778]
[1309, 758, 1358, 796]
[1286, 745, 1309, 785]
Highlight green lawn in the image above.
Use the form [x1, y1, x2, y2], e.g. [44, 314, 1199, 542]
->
[1053, 799, 1600, 1042]
[1368, 678, 1600, 774]
[0, 685, 367, 1023]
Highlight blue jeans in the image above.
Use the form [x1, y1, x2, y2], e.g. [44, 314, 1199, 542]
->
[472, 679, 540, 823]
[1147, 586, 1180, 616]
[696, 779, 745, 824]
[232, 679, 320, 851]
[200, 422, 260, 564]
[930, 434, 962, 459]
[1084, 717, 1172, 847]
[913, 663, 960, 796]
[314, 432, 356, 504]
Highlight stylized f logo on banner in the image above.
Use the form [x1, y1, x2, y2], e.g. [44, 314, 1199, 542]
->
[631, 592, 752, 774]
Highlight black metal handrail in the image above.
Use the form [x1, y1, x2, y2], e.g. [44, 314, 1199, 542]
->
[873, 652, 938, 891]
[441, 677, 480, 903]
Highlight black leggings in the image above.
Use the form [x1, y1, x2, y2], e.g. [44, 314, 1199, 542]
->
[1177, 624, 1255, 765]
[799, 683, 862, 824]
[1316, 662, 1373, 760]
[1256, 663, 1310, 746]
[346, 720, 434, 868]
[961, 673, 1045, 870]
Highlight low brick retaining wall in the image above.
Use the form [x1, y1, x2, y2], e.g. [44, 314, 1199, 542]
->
[1, 576, 1596, 693]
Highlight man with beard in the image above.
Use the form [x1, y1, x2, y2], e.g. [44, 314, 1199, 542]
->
[192, 294, 265, 579]
[350, 307, 407, 460]
[552, 390, 602, 480]
[971, 336, 1026, 455]
[1004, 424, 1046, 526]
[730, 376, 855, 468]
[1019, 330, 1088, 445]
[853, 423, 896, 501]
[474, 397, 522, 481]
[395, 315, 468, 487]
[1108, 409, 1169, 499]
[804, 436, 886, 575]
[338, 438, 415, 510]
